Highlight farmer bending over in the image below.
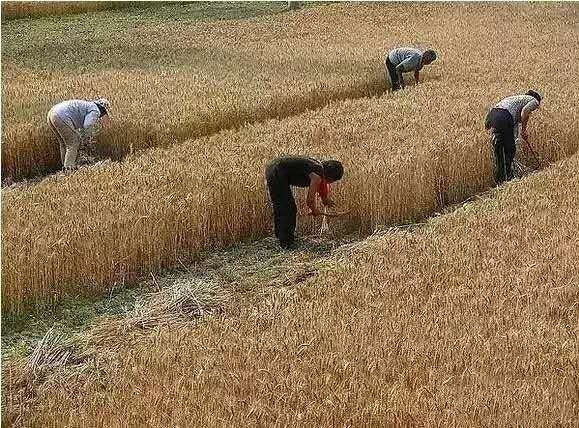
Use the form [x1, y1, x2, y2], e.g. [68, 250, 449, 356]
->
[385, 47, 437, 91]
[47, 98, 111, 172]
[265, 156, 344, 249]
[485, 90, 542, 184]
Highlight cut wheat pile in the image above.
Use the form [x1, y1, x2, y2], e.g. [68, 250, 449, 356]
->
[2, 3, 578, 314]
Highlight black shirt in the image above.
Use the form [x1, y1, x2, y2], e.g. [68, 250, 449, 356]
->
[269, 156, 324, 187]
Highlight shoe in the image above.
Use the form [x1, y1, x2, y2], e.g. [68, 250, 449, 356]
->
[279, 240, 296, 250]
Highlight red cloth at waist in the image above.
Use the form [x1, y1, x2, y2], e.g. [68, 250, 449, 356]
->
[317, 179, 330, 199]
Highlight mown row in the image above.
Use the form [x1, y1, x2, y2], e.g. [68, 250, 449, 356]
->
[2, 3, 578, 314]
[2, 2, 387, 179]
[8, 134, 579, 427]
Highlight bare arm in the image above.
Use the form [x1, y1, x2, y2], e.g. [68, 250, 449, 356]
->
[520, 102, 539, 140]
[307, 173, 323, 216]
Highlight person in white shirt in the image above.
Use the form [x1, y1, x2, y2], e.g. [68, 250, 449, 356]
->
[46, 98, 111, 171]
[385, 47, 437, 91]
[484, 90, 541, 184]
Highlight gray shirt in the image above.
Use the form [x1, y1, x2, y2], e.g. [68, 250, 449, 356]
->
[388, 48, 423, 72]
[51, 99, 101, 130]
[495, 95, 540, 124]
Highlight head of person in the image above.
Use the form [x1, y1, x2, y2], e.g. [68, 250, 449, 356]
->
[526, 90, 542, 104]
[94, 98, 111, 118]
[322, 160, 344, 183]
[422, 49, 437, 65]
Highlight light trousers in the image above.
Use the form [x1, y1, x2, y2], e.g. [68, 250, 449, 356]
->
[47, 109, 80, 169]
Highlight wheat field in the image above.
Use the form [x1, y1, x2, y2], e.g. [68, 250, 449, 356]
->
[5, 131, 578, 428]
[0, 1, 129, 20]
[2, 2, 578, 314]
[2, 3, 579, 426]
[1, 1, 383, 179]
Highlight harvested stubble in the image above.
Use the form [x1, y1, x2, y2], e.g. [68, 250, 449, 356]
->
[1, 2, 387, 179]
[9, 144, 579, 427]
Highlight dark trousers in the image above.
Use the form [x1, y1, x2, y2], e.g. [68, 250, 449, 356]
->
[385, 57, 400, 91]
[265, 166, 297, 248]
[485, 108, 516, 184]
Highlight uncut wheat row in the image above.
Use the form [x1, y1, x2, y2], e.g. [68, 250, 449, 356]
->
[2, 83, 577, 314]
[0, 1, 124, 20]
[2, 3, 578, 314]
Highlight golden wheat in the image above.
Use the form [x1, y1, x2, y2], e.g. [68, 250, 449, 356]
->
[3, 4, 579, 426]
[1, 3, 385, 179]
[7, 139, 579, 428]
[2, 3, 578, 314]
[1, 1, 127, 20]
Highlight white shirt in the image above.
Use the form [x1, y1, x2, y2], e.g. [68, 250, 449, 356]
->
[388, 48, 423, 72]
[495, 95, 540, 124]
[51, 99, 101, 130]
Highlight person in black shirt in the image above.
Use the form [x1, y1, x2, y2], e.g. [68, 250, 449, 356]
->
[484, 90, 542, 184]
[265, 156, 344, 249]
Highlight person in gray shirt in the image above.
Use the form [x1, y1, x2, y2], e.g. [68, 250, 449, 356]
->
[385, 47, 437, 91]
[46, 98, 111, 171]
[484, 90, 542, 184]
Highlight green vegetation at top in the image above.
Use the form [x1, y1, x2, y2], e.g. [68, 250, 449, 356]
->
[1, 2, 291, 71]
[1, 1, 291, 22]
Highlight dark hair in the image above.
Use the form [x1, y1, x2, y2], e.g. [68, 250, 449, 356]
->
[423, 49, 437, 63]
[95, 103, 108, 117]
[526, 90, 542, 103]
[322, 160, 344, 182]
